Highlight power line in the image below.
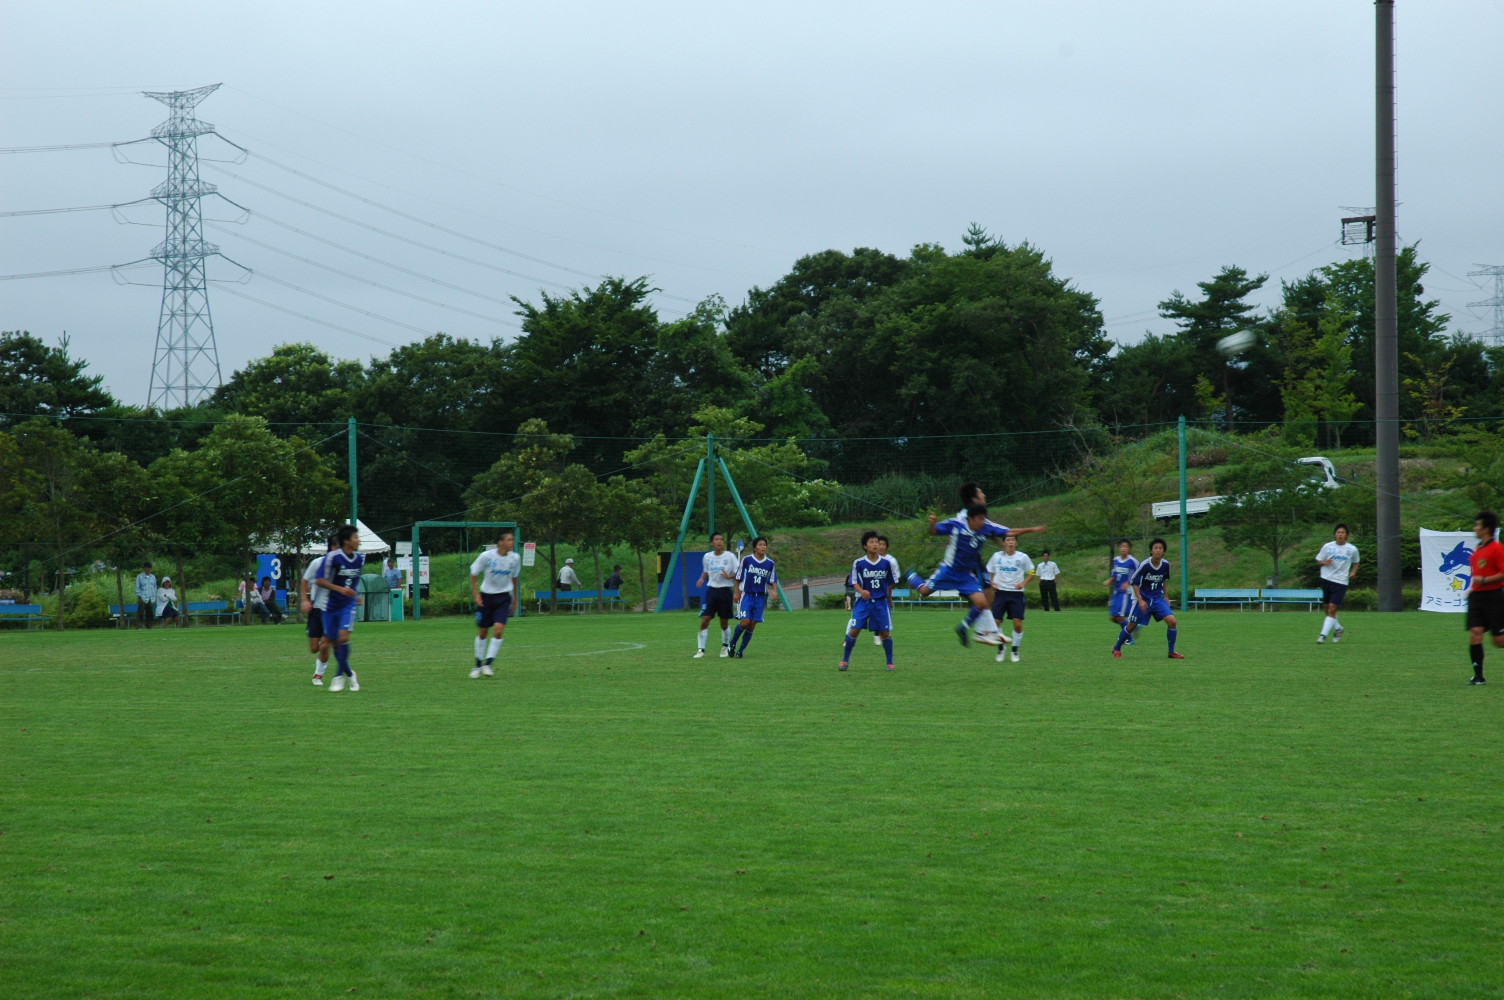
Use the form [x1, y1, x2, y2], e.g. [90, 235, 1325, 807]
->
[0, 262, 153, 281]
[0, 141, 118, 153]
[217, 285, 401, 349]
[0, 203, 118, 217]
[246, 268, 445, 338]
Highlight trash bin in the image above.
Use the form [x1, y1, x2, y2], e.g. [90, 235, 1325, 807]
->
[390, 588, 404, 622]
[358, 574, 391, 622]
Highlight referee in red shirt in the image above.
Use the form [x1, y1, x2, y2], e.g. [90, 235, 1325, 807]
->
[1467, 510, 1504, 686]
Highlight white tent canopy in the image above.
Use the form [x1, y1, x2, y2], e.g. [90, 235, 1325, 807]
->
[256, 519, 391, 557]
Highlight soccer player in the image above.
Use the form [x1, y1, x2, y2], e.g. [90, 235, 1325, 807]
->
[987, 534, 1034, 663]
[729, 536, 777, 657]
[300, 536, 338, 685]
[904, 505, 1009, 647]
[1465, 510, 1504, 686]
[469, 529, 521, 678]
[874, 534, 899, 647]
[842, 531, 899, 671]
[694, 532, 739, 659]
[315, 525, 366, 692]
[1314, 523, 1360, 644]
[1112, 538, 1183, 659]
[1104, 539, 1139, 644]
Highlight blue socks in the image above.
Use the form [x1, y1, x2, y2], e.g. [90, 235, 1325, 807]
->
[1114, 627, 1131, 651]
[842, 633, 857, 662]
[738, 627, 753, 653]
[1167, 627, 1178, 653]
[963, 605, 983, 628]
[881, 637, 893, 665]
[906, 571, 925, 590]
[333, 642, 352, 676]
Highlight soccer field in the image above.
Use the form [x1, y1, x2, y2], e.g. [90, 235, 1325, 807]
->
[2, 609, 1498, 999]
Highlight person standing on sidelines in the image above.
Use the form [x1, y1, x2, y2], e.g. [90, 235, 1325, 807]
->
[300, 537, 338, 685]
[1466, 510, 1504, 686]
[315, 525, 366, 692]
[987, 535, 1034, 663]
[135, 562, 157, 630]
[842, 531, 899, 671]
[1112, 538, 1183, 660]
[1035, 551, 1062, 611]
[469, 529, 521, 678]
[693, 532, 739, 659]
[1314, 523, 1360, 644]
[729, 537, 777, 657]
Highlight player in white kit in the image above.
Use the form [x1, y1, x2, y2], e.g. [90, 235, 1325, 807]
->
[1314, 523, 1360, 644]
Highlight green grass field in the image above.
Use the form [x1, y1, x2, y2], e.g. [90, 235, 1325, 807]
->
[3, 609, 1499, 999]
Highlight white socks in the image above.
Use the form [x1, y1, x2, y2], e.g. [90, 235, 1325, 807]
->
[976, 610, 998, 634]
[1012, 631, 1024, 649]
[722, 626, 732, 647]
[474, 637, 486, 659]
[313, 658, 323, 674]
[698, 628, 709, 651]
[486, 637, 502, 660]
[1321, 616, 1337, 636]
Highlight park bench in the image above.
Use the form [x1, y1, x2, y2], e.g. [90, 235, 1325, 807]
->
[1190, 588, 1261, 610]
[185, 600, 238, 625]
[533, 589, 625, 613]
[1260, 588, 1325, 612]
[0, 603, 52, 630]
[890, 588, 966, 609]
[109, 602, 139, 627]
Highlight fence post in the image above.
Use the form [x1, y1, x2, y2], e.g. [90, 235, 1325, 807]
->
[347, 417, 358, 529]
[1178, 415, 1189, 612]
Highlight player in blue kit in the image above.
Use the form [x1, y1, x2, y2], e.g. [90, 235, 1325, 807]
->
[469, 529, 521, 678]
[905, 504, 1009, 647]
[841, 531, 900, 671]
[315, 525, 366, 691]
[1112, 537, 1183, 659]
[729, 537, 777, 658]
[1103, 538, 1141, 645]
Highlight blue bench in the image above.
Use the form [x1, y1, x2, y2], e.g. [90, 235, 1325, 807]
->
[1190, 588, 1261, 610]
[1261, 588, 1324, 611]
[0, 603, 52, 630]
[534, 589, 624, 613]
[890, 588, 965, 609]
[109, 602, 139, 626]
[186, 600, 238, 625]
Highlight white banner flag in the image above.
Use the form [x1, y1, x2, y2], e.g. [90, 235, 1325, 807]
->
[1419, 529, 1473, 613]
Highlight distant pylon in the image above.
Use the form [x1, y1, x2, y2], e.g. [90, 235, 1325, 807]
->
[1469, 265, 1504, 344]
[144, 84, 223, 410]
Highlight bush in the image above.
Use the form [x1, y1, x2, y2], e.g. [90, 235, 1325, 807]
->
[815, 593, 848, 610]
[63, 583, 112, 629]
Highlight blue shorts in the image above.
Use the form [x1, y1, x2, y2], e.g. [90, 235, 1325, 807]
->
[305, 607, 325, 640]
[1321, 582, 1348, 608]
[1109, 589, 1135, 618]
[849, 597, 892, 634]
[1132, 594, 1174, 623]
[476, 591, 513, 629]
[924, 566, 984, 597]
[993, 591, 1027, 622]
[324, 603, 357, 635]
[739, 593, 768, 623]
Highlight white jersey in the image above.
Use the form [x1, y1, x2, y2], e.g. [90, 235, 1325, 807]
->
[1036, 560, 1059, 581]
[1316, 541, 1359, 585]
[987, 550, 1034, 591]
[884, 554, 901, 585]
[303, 554, 333, 611]
[702, 550, 738, 588]
[471, 549, 522, 595]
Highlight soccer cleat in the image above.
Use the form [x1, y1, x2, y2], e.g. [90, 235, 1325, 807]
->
[693, 649, 705, 659]
[481, 663, 494, 677]
[1332, 633, 1341, 644]
[329, 674, 346, 692]
[1316, 635, 1325, 644]
[838, 661, 849, 671]
[1112, 649, 1122, 658]
[974, 631, 1004, 647]
[720, 646, 731, 658]
[348, 673, 360, 691]
[312, 674, 323, 686]
[469, 667, 483, 679]
[886, 663, 895, 671]
[1127, 637, 1136, 645]
[734, 650, 745, 659]
[1011, 650, 1021, 663]
[1167, 652, 1184, 660]
[1469, 676, 1487, 685]
[995, 648, 1007, 663]
[954, 623, 971, 647]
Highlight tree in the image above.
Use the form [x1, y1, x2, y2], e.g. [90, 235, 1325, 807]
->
[1207, 455, 1334, 585]
[1157, 266, 1272, 425]
[600, 475, 675, 611]
[1058, 444, 1175, 552]
[211, 342, 363, 434]
[0, 331, 114, 428]
[1278, 294, 1360, 448]
[1402, 351, 1466, 439]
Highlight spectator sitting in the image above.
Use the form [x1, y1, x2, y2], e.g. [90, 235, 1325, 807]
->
[242, 574, 275, 624]
[155, 577, 181, 626]
[257, 576, 285, 623]
[605, 564, 624, 591]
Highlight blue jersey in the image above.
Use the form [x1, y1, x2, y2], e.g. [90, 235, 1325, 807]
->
[849, 555, 899, 600]
[1110, 555, 1139, 590]
[319, 550, 366, 610]
[1130, 557, 1172, 597]
[934, 516, 1002, 575]
[737, 555, 777, 595]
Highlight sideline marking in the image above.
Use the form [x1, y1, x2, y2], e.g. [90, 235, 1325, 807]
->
[565, 642, 647, 657]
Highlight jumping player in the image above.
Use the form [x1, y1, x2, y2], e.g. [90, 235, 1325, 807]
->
[905, 505, 1008, 647]
[469, 529, 521, 678]
[315, 525, 366, 692]
[300, 535, 338, 685]
[1466, 510, 1504, 686]
[1104, 539, 1140, 645]
[1112, 537, 1183, 659]
[729, 537, 777, 657]
[1314, 523, 1359, 644]
[986, 534, 1034, 663]
[694, 532, 739, 659]
[842, 531, 899, 671]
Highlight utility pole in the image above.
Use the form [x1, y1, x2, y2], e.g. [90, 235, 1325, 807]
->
[1469, 265, 1504, 343]
[143, 84, 225, 410]
[1374, 1, 1402, 611]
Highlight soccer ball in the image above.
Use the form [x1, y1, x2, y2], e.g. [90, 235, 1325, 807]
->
[1216, 330, 1257, 356]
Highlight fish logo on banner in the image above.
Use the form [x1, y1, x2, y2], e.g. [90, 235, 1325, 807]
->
[1419, 529, 1473, 612]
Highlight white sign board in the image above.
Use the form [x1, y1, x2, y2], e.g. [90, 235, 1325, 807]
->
[522, 541, 538, 567]
[1419, 529, 1473, 613]
[396, 541, 413, 556]
[396, 554, 431, 586]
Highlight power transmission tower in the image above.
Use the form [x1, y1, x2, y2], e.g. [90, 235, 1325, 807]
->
[143, 84, 224, 410]
[1469, 265, 1504, 344]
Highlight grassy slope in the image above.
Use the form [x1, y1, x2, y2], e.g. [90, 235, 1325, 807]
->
[2, 610, 1499, 999]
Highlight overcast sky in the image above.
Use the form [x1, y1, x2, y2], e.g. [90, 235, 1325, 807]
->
[2, 0, 1500, 407]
